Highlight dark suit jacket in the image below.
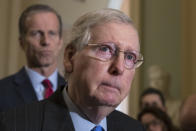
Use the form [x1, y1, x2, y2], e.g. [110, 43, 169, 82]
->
[0, 86, 145, 131]
[0, 67, 66, 112]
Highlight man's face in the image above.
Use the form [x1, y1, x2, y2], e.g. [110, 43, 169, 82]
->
[20, 12, 62, 68]
[141, 113, 166, 131]
[66, 22, 140, 108]
[141, 94, 166, 111]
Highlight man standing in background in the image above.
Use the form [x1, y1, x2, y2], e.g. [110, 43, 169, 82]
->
[0, 4, 65, 112]
[147, 65, 181, 127]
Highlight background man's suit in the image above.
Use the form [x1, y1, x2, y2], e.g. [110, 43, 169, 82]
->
[0, 67, 66, 112]
[0, 86, 144, 131]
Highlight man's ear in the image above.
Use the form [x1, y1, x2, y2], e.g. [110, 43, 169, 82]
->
[64, 44, 76, 73]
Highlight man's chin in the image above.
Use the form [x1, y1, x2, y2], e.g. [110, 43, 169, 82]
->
[96, 98, 120, 108]
[42, 63, 51, 67]
[39, 60, 53, 67]
[37, 58, 54, 67]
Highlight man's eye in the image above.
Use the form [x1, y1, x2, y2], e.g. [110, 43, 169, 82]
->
[99, 45, 111, 52]
[95, 45, 113, 58]
[49, 31, 57, 36]
[30, 31, 41, 36]
[125, 53, 136, 62]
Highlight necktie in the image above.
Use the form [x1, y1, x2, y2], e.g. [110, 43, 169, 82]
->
[42, 79, 53, 98]
[91, 125, 104, 131]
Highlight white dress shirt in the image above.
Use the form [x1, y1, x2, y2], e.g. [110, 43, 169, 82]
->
[62, 87, 107, 131]
[25, 66, 58, 100]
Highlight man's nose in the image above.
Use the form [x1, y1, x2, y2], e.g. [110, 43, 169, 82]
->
[108, 53, 124, 75]
[40, 34, 50, 46]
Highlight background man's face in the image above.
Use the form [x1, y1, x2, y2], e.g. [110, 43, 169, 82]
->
[21, 12, 62, 68]
[141, 94, 166, 111]
[141, 113, 166, 131]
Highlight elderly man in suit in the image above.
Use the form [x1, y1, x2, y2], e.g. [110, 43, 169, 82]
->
[0, 8, 144, 131]
[0, 4, 66, 112]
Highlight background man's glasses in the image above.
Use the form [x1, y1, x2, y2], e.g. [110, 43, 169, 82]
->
[86, 42, 143, 69]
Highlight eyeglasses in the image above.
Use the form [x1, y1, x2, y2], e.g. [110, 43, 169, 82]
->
[86, 42, 143, 69]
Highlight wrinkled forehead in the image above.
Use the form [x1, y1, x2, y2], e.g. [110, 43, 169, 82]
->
[90, 22, 140, 51]
[24, 11, 59, 29]
[25, 11, 58, 23]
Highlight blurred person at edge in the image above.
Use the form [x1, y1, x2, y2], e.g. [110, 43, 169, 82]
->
[138, 107, 176, 131]
[139, 88, 180, 131]
[0, 4, 66, 112]
[147, 65, 181, 127]
[180, 94, 196, 131]
[139, 87, 166, 112]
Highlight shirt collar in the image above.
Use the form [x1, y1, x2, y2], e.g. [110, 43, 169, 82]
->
[25, 66, 58, 89]
[62, 87, 107, 131]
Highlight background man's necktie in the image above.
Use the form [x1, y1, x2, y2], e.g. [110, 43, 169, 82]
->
[91, 125, 104, 131]
[42, 79, 53, 98]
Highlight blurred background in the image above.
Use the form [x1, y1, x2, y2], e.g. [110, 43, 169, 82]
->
[0, 0, 196, 118]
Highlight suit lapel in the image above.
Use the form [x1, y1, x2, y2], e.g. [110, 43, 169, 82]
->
[57, 73, 66, 87]
[13, 68, 66, 104]
[107, 111, 123, 131]
[107, 116, 118, 131]
[42, 86, 75, 131]
[13, 67, 37, 103]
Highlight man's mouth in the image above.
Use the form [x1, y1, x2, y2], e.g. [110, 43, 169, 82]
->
[99, 81, 120, 92]
[40, 50, 52, 56]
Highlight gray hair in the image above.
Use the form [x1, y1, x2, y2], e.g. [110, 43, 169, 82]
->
[65, 8, 135, 49]
[64, 8, 136, 79]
